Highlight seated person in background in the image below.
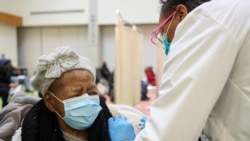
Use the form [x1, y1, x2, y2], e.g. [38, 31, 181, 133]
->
[100, 61, 111, 84]
[140, 80, 148, 101]
[144, 66, 156, 86]
[0, 58, 18, 107]
[10, 67, 32, 92]
[21, 46, 113, 141]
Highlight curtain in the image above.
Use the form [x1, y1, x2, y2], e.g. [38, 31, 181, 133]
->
[114, 14, 143, 106]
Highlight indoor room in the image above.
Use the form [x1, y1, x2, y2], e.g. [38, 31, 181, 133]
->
[0, 0, 248, 141]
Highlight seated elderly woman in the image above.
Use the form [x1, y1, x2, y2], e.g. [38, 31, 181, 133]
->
[21, 46, 113, 141]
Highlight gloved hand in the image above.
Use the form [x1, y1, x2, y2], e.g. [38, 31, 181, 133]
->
[108, 116, 135, 141]
[139, 116, 147, 130]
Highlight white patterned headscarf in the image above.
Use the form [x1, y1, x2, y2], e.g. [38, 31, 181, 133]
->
[31, 46, 96, 95]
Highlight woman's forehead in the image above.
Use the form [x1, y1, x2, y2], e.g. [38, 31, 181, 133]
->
[52, 69, 94, 88]
[67, 69, 92, 77]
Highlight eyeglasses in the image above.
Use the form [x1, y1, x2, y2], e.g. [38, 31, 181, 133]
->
[150, 11, 176, 48]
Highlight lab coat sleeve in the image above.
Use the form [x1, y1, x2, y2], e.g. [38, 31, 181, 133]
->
[135, 8, 239, 141]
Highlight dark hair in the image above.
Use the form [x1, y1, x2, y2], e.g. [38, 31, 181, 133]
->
[160, 0, 210, 18]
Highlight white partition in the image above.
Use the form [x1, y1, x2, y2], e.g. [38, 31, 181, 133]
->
[101, 26, 116, 71]
[18, 26, 101, 76]
[18, 28, 42, 76]
[17, 24, 159, 77]
[41, 27, 61, 54]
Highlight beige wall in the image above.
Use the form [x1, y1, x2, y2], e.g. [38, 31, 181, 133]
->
[0, 0, 160, 26]
[0, 0, 161, 79]
[17, 24, 159, 78]
[0, 23, 18, 66]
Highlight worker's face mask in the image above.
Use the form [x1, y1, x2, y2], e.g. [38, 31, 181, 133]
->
[163, 34, 171, 55]
[50, 92, 102, 130]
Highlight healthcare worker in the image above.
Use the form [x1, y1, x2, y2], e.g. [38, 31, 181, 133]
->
[108, 0, 250, 140]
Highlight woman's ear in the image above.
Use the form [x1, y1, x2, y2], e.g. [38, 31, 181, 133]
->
[44, 91, 56, 112]
[175, 4, 188, 21]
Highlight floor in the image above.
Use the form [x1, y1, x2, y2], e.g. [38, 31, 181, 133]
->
[135, 89, 158, 116]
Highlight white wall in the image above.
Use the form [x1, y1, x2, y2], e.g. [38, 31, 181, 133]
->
[0, 0, 161, 26]
[17, 24, 158, 77]
[98, 0, 160, 25]
[1, 0, 161, 79]
[0, 23, 18, 66]
[139, 24, 159, 78]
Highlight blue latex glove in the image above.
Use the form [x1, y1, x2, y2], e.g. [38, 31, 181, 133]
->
[139, 116, 147, 130]
[108, 116, 135, 141]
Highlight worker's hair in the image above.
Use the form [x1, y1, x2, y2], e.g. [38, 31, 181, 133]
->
[160, 0, 210, 18]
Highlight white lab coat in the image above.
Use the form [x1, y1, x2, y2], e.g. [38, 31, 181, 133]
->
[135, 0, 250, 140]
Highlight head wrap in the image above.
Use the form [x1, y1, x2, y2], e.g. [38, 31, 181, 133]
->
[31, 46, 96, 95]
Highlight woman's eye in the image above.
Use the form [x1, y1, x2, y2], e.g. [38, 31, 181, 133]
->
[88, 91, 98, 95]
[75, 93, 83, 97]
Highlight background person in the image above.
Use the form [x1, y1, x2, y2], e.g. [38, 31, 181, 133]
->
[97, 61, 113, 101]
[144, 66, 156, 86]
[0, 58, 18, 107]
[10, 67, 32, 92]
[100, 61, 111, 84]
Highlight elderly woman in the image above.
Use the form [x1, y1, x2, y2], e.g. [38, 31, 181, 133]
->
[21, 46, 112, 141]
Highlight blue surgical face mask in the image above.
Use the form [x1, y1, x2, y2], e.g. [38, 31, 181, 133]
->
[163, 34, 171, 55]
[50, 92, 102, 130]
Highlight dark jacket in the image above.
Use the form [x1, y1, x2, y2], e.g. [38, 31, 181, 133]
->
[0, 59, 14, 107]
[22, 96, 112, 141]
[0, 59, 12, 88]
